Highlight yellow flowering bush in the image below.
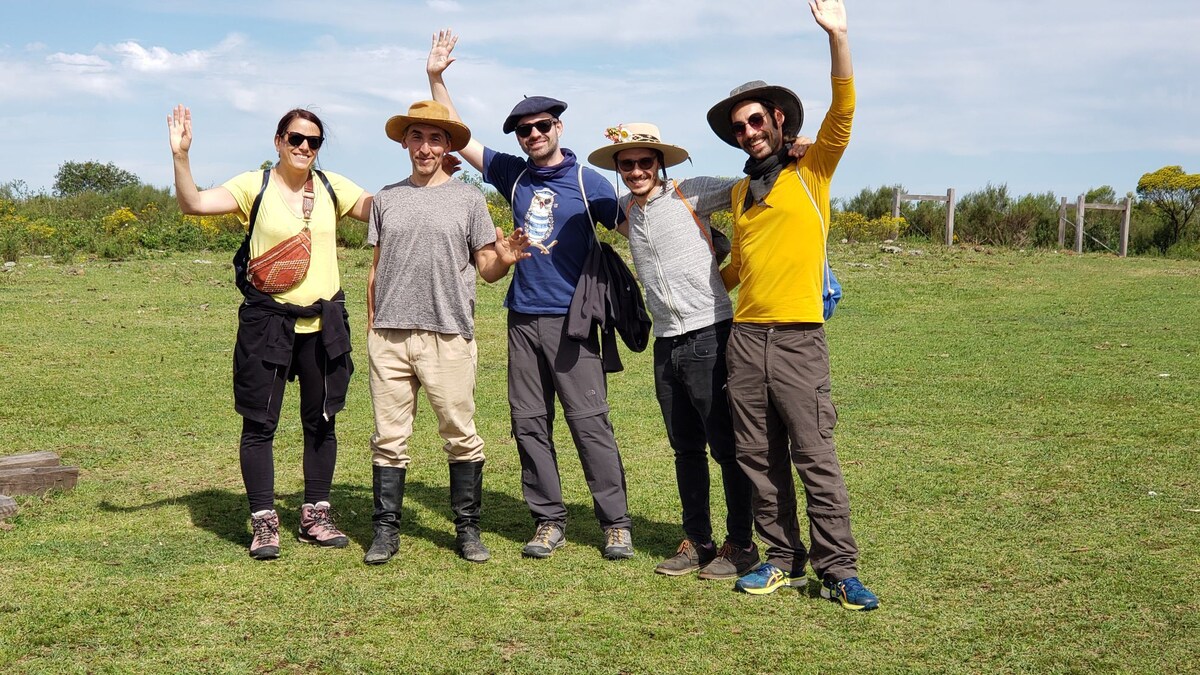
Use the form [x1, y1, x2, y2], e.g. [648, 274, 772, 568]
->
[101, 206, 139, 235]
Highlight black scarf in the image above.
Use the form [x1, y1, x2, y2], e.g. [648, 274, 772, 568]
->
[742, 145, 792, 212]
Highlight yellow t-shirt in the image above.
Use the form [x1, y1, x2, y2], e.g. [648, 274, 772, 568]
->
[223, 170, 364, 332]
[721, 76, 854, 324]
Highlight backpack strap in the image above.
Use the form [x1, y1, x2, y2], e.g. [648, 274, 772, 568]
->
[313, 169, 339, 217]
[671, 180, 716, 255]
[791, 166, 834, 296]
[510, 168, 527, 206]
[247, 169, 271, 238]
[578, 164, 595, 233]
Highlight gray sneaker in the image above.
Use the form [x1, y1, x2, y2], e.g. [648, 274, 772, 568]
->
[522, 522, 566, 558]
[698, 540, 760, 580]
[602, 527, 634, 560]
[655, 539, 716, 576]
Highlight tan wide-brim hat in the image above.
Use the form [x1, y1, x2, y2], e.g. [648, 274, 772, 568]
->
[385, 100, 472, 151]
[587, 122, 690, 171]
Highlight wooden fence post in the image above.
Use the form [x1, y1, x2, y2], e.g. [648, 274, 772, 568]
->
[946, 188, 956, 246]
[1059, 197, 1068, 249]
[1075, 194, 1085, 253]
[1120, 196, 1131, 257]
[892, 189, 901, 219]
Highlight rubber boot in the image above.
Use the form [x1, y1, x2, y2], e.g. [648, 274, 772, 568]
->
[363, 465, 405, 565]
[449, 461, 490, 563]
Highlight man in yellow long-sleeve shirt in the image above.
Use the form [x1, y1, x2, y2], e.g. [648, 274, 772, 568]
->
[706, 0, 878, 610]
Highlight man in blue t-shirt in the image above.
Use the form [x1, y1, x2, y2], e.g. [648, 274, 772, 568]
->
[427, 30, 633, 560]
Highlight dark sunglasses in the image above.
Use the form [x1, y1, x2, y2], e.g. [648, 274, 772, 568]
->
[515, 119, 556, 138]
[617, 157, 657, 172]
[731, 113, 769, 136]
[284, 131, 324, 150]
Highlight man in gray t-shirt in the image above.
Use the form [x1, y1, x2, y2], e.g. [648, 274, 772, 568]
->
[363, 100, 528, 567]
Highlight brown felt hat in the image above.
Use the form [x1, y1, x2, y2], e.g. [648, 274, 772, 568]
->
[706, 80, 803, 148]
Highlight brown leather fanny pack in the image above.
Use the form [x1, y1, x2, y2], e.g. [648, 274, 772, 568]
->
[246, 175, 316, 294]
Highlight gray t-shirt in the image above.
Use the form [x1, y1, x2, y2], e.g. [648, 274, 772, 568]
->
[368, 177, 495, 340]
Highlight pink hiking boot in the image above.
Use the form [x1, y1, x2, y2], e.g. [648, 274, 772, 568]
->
[249, 509, 281, 560]
[298, 501, 349, 548]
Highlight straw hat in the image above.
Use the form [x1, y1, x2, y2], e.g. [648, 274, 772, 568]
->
[385, 100, 472, 151]
[587, 123, 690, 171]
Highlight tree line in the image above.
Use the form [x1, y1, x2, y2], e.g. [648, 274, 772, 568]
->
[2, 160, 1199, 263]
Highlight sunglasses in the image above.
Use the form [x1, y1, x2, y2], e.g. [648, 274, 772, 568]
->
[617, 157, 657, 172]
[731, 113, 769, 136]
[515, 119, 556, 138]
[284, 131, 324, 150]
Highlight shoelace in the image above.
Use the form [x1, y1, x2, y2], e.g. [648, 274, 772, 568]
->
[251, 515, 278, 540]
[714, 541, 735, 559]
[606, 529, 629, 548]
[532, 523, 558, 546]
[309, 506, 344, 534]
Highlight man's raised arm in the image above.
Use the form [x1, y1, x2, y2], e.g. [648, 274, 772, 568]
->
[810, 0, 852, 78]
[427, 29, 486, 172]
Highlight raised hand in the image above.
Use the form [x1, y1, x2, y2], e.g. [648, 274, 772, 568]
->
[809, 0, 848, 34]
[442, 153, 462, 176]
[168, 104, 192, 156]
[427, 29, 458, 77]
[494, 226, 532, 266]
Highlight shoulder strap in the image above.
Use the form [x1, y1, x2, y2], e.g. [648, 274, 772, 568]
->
[510, 168, 528, 206]
[672, 180, 716, 255]
[577, 164, 595, 230]
[313, 169, 339, 216]
[247, 169, 271, 238]
[792, 166, 833, 295]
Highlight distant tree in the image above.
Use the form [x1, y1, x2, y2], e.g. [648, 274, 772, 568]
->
[1136, 166, 1200, 250]
[260, 160, 275, 170]
[839, 184, 904, 220]
[53, 161, 140, 196]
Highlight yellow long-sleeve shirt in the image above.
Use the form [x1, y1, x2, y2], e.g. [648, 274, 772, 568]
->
[721, 76, 854, 324]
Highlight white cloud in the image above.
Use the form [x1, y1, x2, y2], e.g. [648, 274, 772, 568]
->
[111, 42, 210, 73]
[46, 52, 112, 72]
[427, 0, 462, 11]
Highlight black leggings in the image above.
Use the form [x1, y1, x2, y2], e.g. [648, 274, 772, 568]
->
[239, 332, 338, 513]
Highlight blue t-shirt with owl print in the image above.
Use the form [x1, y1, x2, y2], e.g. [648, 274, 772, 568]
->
[483, 147, 618, 315]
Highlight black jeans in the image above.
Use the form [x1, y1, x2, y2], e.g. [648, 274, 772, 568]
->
[652, 320, 753, 547]
[239, 331, 339, 513]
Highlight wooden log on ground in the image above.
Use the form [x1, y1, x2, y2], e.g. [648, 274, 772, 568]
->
[0, 495, 17, 520]
[0, 466, 80, 496]
[0, 451, 61, 469]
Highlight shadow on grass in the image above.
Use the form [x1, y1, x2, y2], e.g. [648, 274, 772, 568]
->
[99, 477, 681, 558]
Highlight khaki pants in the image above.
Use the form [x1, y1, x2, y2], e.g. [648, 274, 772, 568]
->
[368, 328, 484, 468]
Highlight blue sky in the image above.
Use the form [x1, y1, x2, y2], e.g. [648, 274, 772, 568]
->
[2, 0, 1198, 202]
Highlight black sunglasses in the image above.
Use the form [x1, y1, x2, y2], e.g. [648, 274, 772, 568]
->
[731, 113, 769, 136]
[284, 131, 324, 150]
[515, 119, 556, 138]
[617, 157, 657, 172]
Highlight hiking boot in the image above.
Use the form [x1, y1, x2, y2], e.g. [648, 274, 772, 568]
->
[249, 509, 280, 560]
[364, 465, 405, 565]
[602, 527, 634, 560]
[522, 522, 566, 559]
[821, 576, 880, 611]
[655, 539, 716, 576]
[698, 540, 761, 580]
[449, 461, 490, 563]
[734, 563, 805, 595]
[298, 501, 349, 548]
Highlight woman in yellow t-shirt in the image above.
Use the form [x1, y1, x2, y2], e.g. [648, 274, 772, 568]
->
[169, 105, 371, 560]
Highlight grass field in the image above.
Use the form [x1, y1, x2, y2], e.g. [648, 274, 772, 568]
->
[1, 244, 1197, 674]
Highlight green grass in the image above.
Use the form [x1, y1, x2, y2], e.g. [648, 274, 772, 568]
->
[1, 245, 1197, 674]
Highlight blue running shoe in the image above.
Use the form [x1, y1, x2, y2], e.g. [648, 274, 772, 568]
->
[821, 576, 879, 611]
[734, 563, 804, 595]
